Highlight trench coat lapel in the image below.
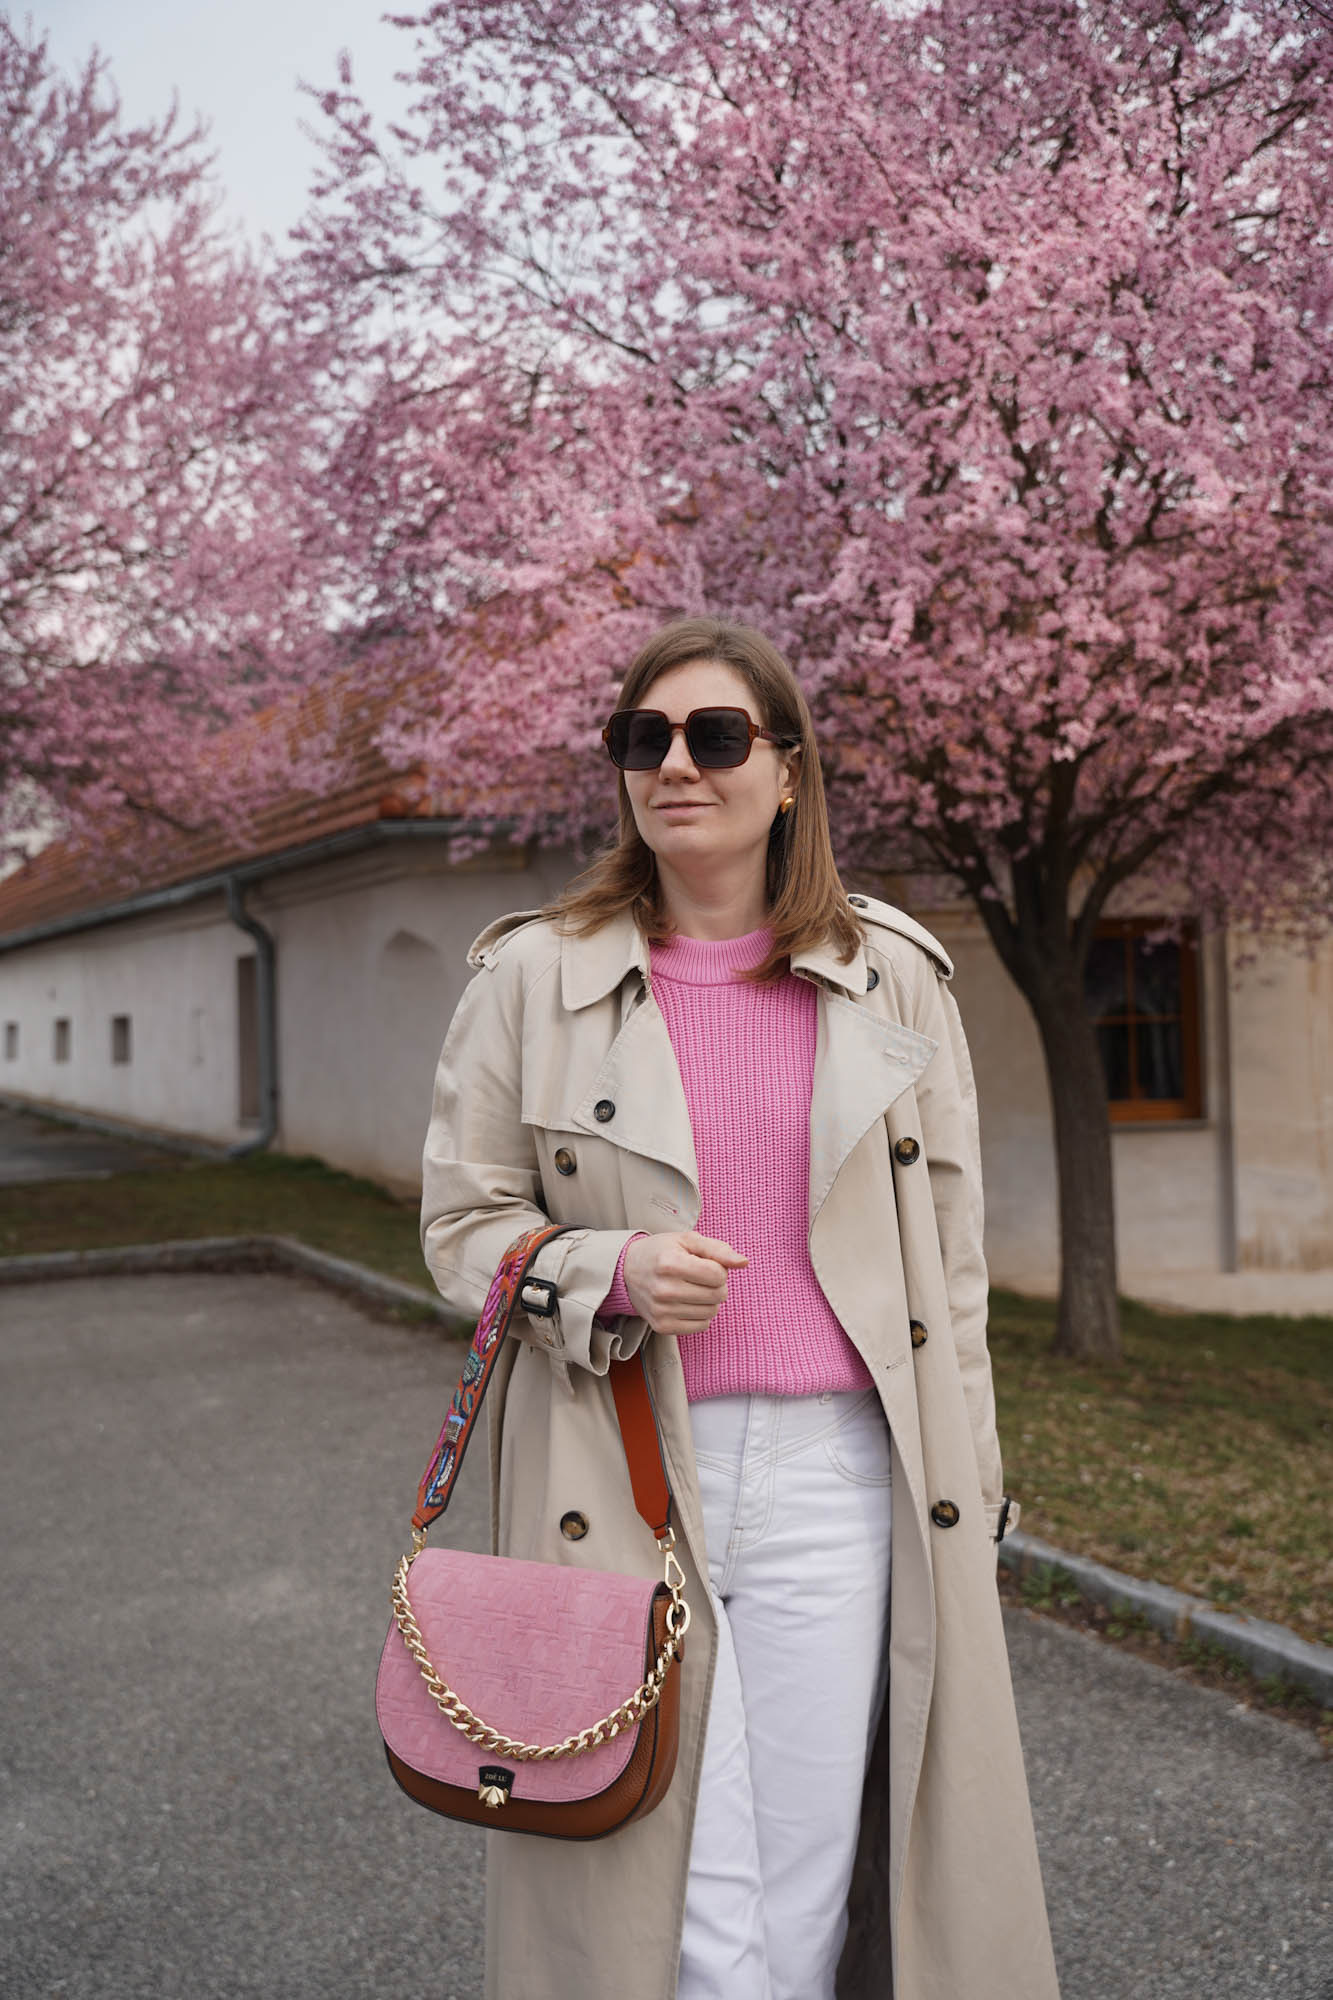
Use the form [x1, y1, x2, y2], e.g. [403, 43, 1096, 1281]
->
[569, 992, 700, 1194]
[561, 911, 699, 1197]
[792, 939, 938, 1233]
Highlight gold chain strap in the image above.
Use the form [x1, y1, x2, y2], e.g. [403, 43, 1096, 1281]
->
[390, 1530, 691, 1763]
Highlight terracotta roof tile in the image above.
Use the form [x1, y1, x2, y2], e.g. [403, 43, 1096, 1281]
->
[0, 662, 474, 941]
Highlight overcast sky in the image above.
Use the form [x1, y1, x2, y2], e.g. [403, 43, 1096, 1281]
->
[23, 0, 419, 249]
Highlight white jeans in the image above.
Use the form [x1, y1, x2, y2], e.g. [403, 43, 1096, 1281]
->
[677, 1389, 894, 2000]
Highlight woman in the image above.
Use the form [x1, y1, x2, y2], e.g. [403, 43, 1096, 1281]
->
[420, 618, 1060, 2000]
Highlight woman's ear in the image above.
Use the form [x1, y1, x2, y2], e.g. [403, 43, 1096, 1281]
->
[780, 745, 802, 800]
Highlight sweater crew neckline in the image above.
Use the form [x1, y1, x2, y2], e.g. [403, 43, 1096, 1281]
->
[650, 925, 776, 984]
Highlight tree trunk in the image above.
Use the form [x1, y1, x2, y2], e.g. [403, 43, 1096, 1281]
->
[1024, 972, 1123, 1364]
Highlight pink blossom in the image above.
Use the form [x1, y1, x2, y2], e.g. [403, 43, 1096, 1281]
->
[1, 21, 336, 860]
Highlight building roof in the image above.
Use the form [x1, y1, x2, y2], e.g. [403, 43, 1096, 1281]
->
[0, 664, 475, 945]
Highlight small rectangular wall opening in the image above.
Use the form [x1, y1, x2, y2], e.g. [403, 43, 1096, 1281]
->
[3, 1022, 16, 1060]
[53, 1018, 71, 1063]
[237, 955, 260, 1121]
[111, 1014, 132, 1065]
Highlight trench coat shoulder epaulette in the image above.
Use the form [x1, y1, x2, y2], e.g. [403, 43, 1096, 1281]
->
[848, 894, 955, 981]
[466, 907, 559, 970]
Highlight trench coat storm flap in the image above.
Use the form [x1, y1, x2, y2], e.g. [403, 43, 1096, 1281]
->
[419, 896, 1060, 2000]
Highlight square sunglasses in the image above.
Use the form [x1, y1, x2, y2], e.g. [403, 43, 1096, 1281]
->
[602, 705, 798, 771]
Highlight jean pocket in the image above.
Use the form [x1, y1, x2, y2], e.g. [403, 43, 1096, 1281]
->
[822, 1395, 894, 1487]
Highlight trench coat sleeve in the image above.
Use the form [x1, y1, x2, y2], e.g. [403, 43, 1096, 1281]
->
[419, 958, 647, 1374]
[910, 957, 1019, 1543]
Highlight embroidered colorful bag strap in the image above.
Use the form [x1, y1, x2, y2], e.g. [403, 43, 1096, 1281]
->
[412, 1222, 570, 1532]
[411, 1222, 674, 1539]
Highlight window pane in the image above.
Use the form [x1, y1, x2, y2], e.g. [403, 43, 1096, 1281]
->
[1097, 1022, 1132, 1100]
[1085, 936, 1128, 1020]
[1133, 937, 1181, 1016]
[1136, 1020, 1184, 1100]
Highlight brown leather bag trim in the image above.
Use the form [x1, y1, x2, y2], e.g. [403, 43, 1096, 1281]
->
[384, 1590, 681, 1841]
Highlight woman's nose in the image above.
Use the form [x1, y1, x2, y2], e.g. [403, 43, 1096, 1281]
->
[658, 726, 700, 779]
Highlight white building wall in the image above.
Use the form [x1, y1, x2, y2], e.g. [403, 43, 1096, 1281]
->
[0, 895, 248, 1144]
[255, 841, 577, 1190]
[1229, 933, 1333, 1270]
[0, 840, 580, 1183]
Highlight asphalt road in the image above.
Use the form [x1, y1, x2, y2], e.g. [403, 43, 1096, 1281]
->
[1, 1271, 1329, 2000]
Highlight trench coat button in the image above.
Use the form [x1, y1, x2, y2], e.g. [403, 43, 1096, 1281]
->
[865, 968, 880, 990]
[910, 1319, 928, 1349]
[848, 894, 868, 908]
[894, 1136, 921, 1166]
[931, 1500, 960, 1529]
[560, 1511, 589, 1540]
[593, 1099, 616, 1123]
[554, 1148, 577, 1176]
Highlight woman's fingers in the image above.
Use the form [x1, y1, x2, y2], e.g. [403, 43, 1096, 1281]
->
[621, 1230, 749, 1333]
[662, 1234, 747, 1302]
[679, 1231, 750, 1271]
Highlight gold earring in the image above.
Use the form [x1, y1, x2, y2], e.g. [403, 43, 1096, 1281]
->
[779, 796, 794, 815]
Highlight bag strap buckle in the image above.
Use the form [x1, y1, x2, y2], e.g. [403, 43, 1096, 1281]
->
[519, 1276, 558, 1318]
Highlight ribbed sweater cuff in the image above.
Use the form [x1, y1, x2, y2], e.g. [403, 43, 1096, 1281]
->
[595, 1233, 647, 1322]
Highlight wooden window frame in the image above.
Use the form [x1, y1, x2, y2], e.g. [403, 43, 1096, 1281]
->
[1088, 919, 1203, 1124]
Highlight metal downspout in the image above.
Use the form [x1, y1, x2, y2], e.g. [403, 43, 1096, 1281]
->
[1213, 927, 1239, 1273]
[225, 877, 278, 1158]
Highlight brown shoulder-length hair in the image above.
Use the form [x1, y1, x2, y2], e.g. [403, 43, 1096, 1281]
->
[542, 618, 863, 983]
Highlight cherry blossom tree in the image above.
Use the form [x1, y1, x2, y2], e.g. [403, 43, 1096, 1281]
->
[0, 21, 334, 860]
[300, 0, 1333, 1360]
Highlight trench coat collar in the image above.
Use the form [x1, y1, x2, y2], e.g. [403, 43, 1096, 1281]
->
[559, 906, 870, 1010]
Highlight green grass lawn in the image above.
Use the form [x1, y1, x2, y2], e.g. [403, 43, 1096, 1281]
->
[3, 1153, 1329, 1641]
[989, 1289, 1333, 1645]
[0, 1152, 426, 1287]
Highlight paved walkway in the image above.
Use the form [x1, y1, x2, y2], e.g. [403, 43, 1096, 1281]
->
[1126, 1269, 1333, 1317]
[993, 1259, 1333, 1317]
[0, 1100, 182, 1184]
[1, 1272, 1329, 2000]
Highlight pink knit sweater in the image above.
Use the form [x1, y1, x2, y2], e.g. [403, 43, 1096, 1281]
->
[597, 926, 873, 1400]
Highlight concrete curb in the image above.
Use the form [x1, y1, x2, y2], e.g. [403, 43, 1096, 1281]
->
[5, 1236, 1329, 1708]
[0, 1234, 466, 1330]
[999, 1530, 1333, 1707]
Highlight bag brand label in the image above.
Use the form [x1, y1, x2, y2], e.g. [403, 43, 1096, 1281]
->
[477, 1765, 515, 1809]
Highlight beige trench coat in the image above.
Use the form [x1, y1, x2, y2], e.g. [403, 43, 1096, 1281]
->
[419, 893, 1060, 2000]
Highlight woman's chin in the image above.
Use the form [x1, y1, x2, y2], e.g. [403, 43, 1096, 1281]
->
[647, 821, 720, 856]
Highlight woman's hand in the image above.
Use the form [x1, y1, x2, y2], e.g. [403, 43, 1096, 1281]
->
[621, 1231, 748, 1337]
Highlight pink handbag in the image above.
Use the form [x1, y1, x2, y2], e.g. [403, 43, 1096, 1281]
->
[375, 1225, 690, 1838]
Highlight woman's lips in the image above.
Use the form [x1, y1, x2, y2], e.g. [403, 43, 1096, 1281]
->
[655, 800, 712, 814]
